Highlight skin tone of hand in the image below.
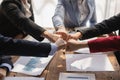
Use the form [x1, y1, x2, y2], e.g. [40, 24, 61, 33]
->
[55, 26, 68, 40]
[21, 0, 26, 4]
[55, 26, 82, 41]
[0, 68, 7, 80]
[42, 31, 61, 43]
[66, 39, 88, 51]
[55, 28, 85, 52]
[69, 32, 82, 40]
[55, 38, 66, 50]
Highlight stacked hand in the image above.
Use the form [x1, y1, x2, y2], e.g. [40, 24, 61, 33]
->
[42, 28, 87, 51]
[42, 31, 61, 43]
[53, 28, 87, 51]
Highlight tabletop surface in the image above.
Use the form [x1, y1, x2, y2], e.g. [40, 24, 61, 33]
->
[8, 50, 120, 80]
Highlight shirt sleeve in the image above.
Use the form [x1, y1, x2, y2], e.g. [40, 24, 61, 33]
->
[0, 56, 13, 73]
[88, 36, 120, 53]
[49, 43, 58, 55]
[52, 0, 65, 30]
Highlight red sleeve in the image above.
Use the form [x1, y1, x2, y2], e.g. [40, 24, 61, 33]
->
[88, 36, 120, 53]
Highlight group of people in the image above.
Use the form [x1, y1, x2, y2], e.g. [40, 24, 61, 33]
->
[0, 0, 120, 79]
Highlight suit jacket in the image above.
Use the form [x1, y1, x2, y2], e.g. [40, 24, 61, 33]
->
[0, 33, 51, 73]
[52, 0, 97, 29]
[0, 0, 45, 41]
[79, 13, 120, 39]
[0, 34, 51, 57]
[0, 0, 49, 71]
[88, 36, 120, 53]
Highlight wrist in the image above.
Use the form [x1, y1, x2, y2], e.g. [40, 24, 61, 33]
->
[79, 41, 88, 48]
[57, 26, 66, 31]
[49, 43, 58, 55]
[77, 32, 82, 39]
[42, 31, 49, 38]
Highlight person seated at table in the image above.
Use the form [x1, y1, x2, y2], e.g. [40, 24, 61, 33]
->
[67, 36, 120, 53]
[52, 0, 97, 40]
[0, 34, 66, 79]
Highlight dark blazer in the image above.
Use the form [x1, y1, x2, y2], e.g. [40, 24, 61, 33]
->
[0, 0, 49, 72]
[0, 0, 45, 41]
[0, 34, 51, 57]
[0, 33, 51, 73]
[79, 13, 120, 39]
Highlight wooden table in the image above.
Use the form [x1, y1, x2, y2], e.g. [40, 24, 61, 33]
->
[9, 50, 120, 80]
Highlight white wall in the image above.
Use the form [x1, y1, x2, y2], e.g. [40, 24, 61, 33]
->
[32, 0, 57, 28]
[95, 0, 120, 22]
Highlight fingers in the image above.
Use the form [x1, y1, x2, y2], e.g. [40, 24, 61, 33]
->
[53, 30, 83, 51]
[55, 38, 67, 50]
[56, 32, 68, 40]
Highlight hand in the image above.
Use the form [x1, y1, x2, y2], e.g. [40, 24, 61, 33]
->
[66, 39, 81, 51]
[55, 38, 66, 50]
[55, 27, 69, 41]
[66, 39, 88, 51]
[69, 32, 82, 40]
[0, 68, 7, 80]
[42, 31, 61, 42]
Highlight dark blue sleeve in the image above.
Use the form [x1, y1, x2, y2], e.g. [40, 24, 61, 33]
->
[0, 34, 51, 57]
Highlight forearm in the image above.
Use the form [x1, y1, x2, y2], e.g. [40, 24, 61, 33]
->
[78, 41, 89, 49]
[52, 0, 65, 30]
[0, 34, 51, 57]
[2, 2, 46, 41]
[88, 36, 120, 53]
[79, 14, 120, 39]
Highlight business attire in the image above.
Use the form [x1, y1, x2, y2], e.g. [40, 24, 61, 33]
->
[0, 34, 58, 74]
[78, 13, 120, 64]
[0, 34, 57, 57]
[52, 0, 97, 30]
[88, 36, 120, 53]
[78, 13, 120, 40]
[0, 0, 48, 74]
[0, 0, 45, 41]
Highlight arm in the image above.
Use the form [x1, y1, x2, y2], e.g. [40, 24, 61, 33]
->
[79, 13, 120, 39]
[52, 0, 65, 30]
[89, 0, 97, 27]
[52, 0, 68, 40]
[1, 1, 45, 41]
[88, 36, 120, 53]
[1, 1, 61, 42]
[67, 36, 120, 53]
[0, 34, 50, 57]
[0, 34, 66, 57]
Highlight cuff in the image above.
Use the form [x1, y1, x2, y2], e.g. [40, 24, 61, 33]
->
[49, 43, 58, 55]
[0, 63, 13, 75]
[0, 57, 14, 73]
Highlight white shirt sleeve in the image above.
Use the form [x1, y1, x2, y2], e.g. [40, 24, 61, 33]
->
[0, 63, 12, 71]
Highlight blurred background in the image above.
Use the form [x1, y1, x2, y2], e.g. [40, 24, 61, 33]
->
[32, 0, 120, 28]
[0, 0, 120, 28]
